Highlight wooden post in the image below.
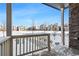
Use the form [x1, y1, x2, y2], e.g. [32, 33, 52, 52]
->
[48, 34, 51, 51]
[61, 4, 65, 45]
[6, 3, 13, 56]
[6, 3, 12, 36]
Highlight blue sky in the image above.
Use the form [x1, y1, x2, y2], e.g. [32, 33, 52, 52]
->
[0, 3, 69, 27]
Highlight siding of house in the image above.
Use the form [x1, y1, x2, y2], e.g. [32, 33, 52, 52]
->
[69, 4, 79, 49]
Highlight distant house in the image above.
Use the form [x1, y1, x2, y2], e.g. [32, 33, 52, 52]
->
[58, 26, 61, 31]
[52, 24, 58, 31]
[64, 24, 69, 31]
[27, 26, 36, 30]
[40, 24, 47, 31]
[48, 24, 53, 31]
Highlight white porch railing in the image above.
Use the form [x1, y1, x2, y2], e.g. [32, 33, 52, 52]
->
[0, 36, 11, 56]
[0, 33, 51, 56]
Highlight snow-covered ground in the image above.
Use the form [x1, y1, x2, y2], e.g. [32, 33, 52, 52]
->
[0, 31, 69, 36]
[0, 31, 70, 56]
[0, 31, 69, 48]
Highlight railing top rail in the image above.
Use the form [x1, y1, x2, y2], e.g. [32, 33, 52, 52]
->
[0, 33, 50, 44]
[0, 36, 11, 44]
[12, 33, 50, 38]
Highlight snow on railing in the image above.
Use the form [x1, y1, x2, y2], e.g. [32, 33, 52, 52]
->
[0, 36, 11, 44]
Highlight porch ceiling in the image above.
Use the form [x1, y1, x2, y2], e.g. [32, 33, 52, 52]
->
[43, 3, 69, 10]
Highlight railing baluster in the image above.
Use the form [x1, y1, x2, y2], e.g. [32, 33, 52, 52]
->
[1, 44, 2, 56]
[32, 37, 33, 55]
[43, 36, 45, 48]
[46, 36, 48, 47]
[25, 37, 26, 53]
[5, 40, 7, 56]
[16, 39, 17, 56]
[35, 36, 36, 51]
[29, 37, 31, 52]
[42, 36, 45, 48]
[32, 37, 33, 52]
[44, 36, 45, 47]
[36, 37, 37, 50]
[28, 37, 29, 52]
[45, 36, 47, 47]
[19, 38, 21, 55]
[34, 37, 35, 51]
[23, 38, 25, 54]
[44, 36, 45, 48]
[5, 41, 7, 56]
[26, 37, 28, 53]
[39, 36, 40, 48]
[39, 36, 41, 49]
[31, 37, 33, 55]
[40, 36, 42, 49]
[37, 36, 38, 50]
[38, 36, 39, 49]
[30, 37, 32, 52]
[6, 40, 9, 56]
[48, 35, 51, 51]
[44, 36, 46, 47]
[44, 36, 46, 48]
[4, 42, 5, 56]
[43, 36, 44, 48]
[45, 36, 46, 47]
[41, 36, 43, 49]
[42, 36, 43, 48]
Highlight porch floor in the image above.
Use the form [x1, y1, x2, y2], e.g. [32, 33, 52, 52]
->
[28, 47, 79, 56]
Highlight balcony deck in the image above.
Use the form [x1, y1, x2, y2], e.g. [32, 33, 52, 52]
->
[0, 32, 79, 56]
[28, 47, 79, 56]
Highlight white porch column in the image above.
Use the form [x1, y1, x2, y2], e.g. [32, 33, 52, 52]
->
[6, 3, 12, 36]
[61, 5, 65, 45]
